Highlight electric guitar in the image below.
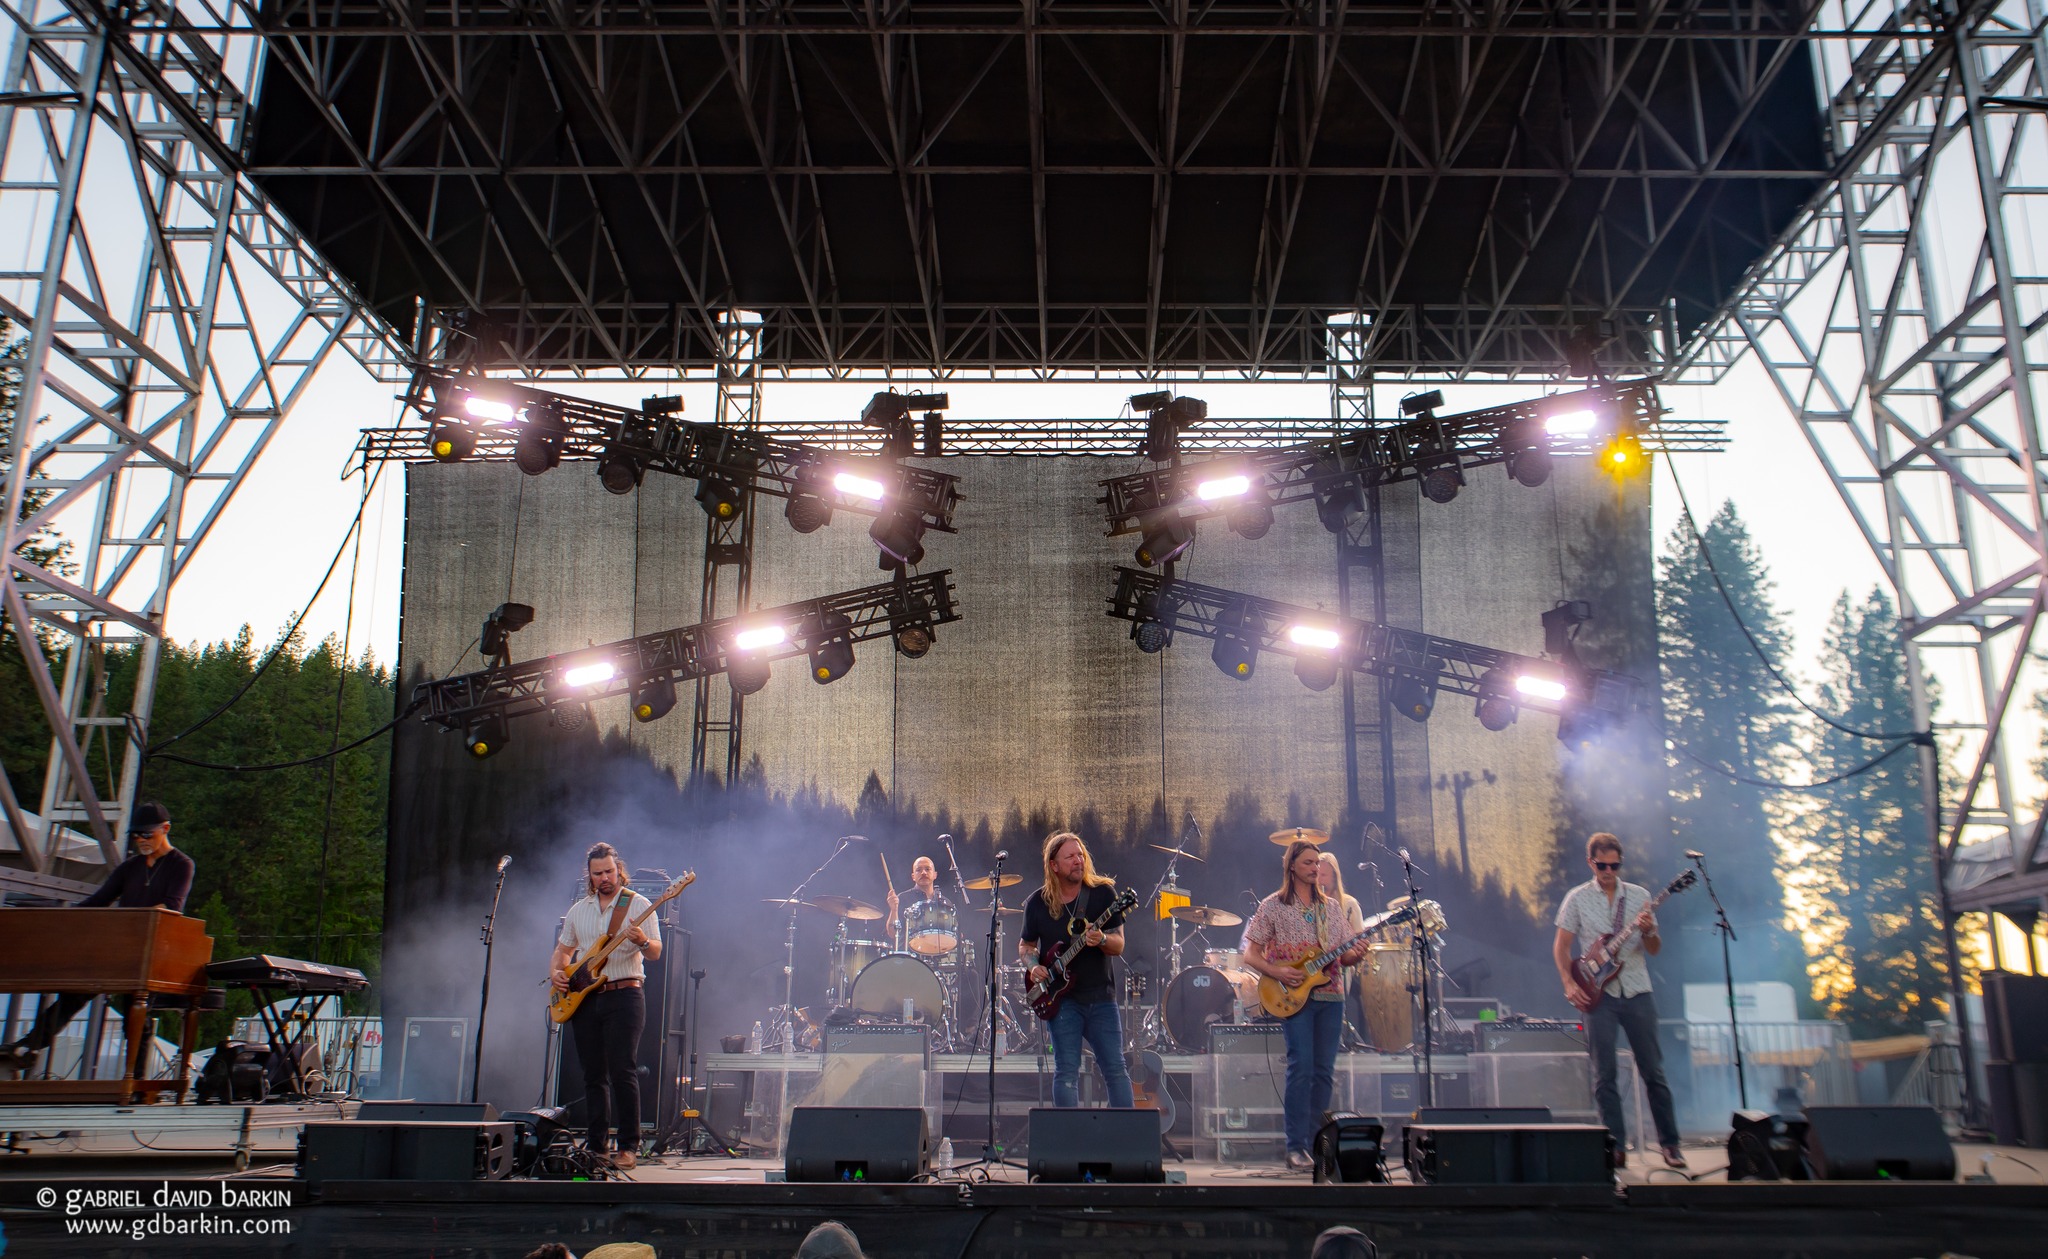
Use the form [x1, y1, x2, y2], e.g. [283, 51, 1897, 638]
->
[549, 873, 696, 1024]
[1256, 904, 1416, 1018]
[1566, 868, 1696, 1012]
[1025, 887, 1140, 1020]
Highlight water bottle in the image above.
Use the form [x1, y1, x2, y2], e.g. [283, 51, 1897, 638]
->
[938, 1137, 954, 1175]
[995, 1026, 1007, 1057]
[747, 1020, 763, 1053]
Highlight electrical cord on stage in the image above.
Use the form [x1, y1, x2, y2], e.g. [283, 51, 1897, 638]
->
[1674, 735, 1923, 792]
[1664, 456, 1923, 743]
[146, 698, 424, 773]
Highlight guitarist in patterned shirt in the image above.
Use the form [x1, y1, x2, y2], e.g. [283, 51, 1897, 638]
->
[1552, 831, 1685, 1170]
[549, 842, 662, 1170]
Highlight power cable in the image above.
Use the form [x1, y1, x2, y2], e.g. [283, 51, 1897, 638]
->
[1663, 455, 1922, 742]
[1675, 735, 1925, 793]
[146, 702, 423, 773]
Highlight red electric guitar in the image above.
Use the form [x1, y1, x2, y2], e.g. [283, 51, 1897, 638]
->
[1025, 888, 1139, 1020]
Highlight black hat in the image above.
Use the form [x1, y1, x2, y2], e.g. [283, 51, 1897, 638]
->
[128, 801, 170, 834]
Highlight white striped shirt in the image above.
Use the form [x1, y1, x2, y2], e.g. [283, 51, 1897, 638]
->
[558, 888, 661, 983]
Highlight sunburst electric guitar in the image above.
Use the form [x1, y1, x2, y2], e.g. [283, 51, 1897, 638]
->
[1256, 903, 1416, 1019]
[549, 872, 696, 1024]
[1566, 868, 1696, 1012]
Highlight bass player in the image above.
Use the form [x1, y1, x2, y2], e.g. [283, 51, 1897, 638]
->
[1243, 837, 1369, 1170]
[1019, 832, 1134, 1108]
[1552, 831, 1685, 1169]
[550, 842, 662, 1170]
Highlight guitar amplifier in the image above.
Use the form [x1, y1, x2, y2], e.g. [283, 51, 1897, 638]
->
[1478, 1022, 1587, 1054]
[1205, 1025, 1286, 1156]
[824, 1024, 930, 1063]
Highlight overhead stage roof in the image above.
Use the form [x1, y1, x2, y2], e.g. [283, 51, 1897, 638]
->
[246, 3, 1829, 377]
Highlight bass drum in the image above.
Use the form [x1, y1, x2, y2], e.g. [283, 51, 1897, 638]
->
[849, 953, 947, 1027]
[1163, 965, 1258, 1051]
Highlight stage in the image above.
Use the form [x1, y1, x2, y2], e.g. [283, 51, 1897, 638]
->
[0, 1133, 2044, 1258]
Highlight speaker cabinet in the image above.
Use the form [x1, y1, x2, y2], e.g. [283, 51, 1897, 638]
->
[1403, 1123, 1613, 1185]
[784, 1107, 928, 1183]
[1027, 1107, 1165, 1183]
[355, 1101, 499, 1123]
[1727, 1109, 1812, 1180]
[1801, 1105, 1955, 1181]
[1312, 1115, 1389, 1183]
[396, 1017, 469, 1102]
[1982, 972, 2048, 1064]
[1986, 1061, 2048, 1148]
[298, 1121, 513, 1182]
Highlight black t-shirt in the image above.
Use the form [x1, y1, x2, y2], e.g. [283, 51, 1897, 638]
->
[1022, 882, 1128, 1006]
[79, 849, 194, 911]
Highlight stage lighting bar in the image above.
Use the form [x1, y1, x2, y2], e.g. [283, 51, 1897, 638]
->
[413, 571, 962, 736]
[1105, 567, 1643, 733]
[1099, 380, 1662, 540]
[377, 373, 964, 538]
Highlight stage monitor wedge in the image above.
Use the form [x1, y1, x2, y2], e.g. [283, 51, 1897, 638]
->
[1801, 1105, 1956, 1181]
[299, 1120, 514, 1182]
[1028, 1107, 1164, 1183]
[1404, 1123, 1613, 1185]
[785, 1106, 928, 1183]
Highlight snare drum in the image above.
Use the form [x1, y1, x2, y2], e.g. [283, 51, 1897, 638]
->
[1203, 948, 1244, 972]
[905, 899, 960, 955]
[849, 953, 948, 1026]
[832, 938, 891, 996]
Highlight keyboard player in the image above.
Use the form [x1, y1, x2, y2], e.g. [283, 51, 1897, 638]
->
[0, 801, 195, 1070]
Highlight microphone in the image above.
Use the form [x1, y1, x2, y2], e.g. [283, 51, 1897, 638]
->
[1398, 848, 1411, 862]
[937, 833, 954, 842]
[496, 854, 512, 873]
[1685, 849, 1705, 860]
[995, 850, 1008, 863]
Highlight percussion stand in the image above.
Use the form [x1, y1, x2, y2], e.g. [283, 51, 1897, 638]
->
[958, 851, 1026, 1174]
[1398, 847, 1439, 1104]
[773, 836, 856, 1051]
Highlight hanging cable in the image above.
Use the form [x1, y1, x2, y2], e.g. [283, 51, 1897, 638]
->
[1675, 735, 1927, 792]
[1664, 457, 1922, 742]
[147, 702, 424, 773]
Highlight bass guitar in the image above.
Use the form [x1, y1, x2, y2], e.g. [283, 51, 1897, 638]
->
[1257, 904, 1416, 1019]
[549, 872, 696, 1024]
[1025, 887, 1140, 1020]
[1566, 868, 1696, 1012]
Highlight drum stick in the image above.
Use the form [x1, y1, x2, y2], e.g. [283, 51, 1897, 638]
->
[880, 852, 895, 892]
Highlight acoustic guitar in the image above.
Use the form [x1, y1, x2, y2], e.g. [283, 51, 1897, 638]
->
[1256, 904, 1415, 1019]
[1567, 868, 1695, 1011]
[549, 872, 696, 1024]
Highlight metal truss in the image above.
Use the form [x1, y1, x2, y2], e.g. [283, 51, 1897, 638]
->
[1674, 0, 2048, 920]
[0, 0, 402, 875]
[691, 312, 764, 787]
[413, 570, 962, 736]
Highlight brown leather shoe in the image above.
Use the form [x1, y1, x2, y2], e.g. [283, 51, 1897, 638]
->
[1661, 1146, 1688, 1170]
[612, 1151, 638, 1171]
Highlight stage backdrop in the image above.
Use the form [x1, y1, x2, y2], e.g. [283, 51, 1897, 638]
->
[382, 449, 1659, 1107]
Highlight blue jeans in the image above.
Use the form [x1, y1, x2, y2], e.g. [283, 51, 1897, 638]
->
[1280, 998, 1344, 1153]
[1047, 997, 1134, 1108]
[1587, 989, 1681, 1150]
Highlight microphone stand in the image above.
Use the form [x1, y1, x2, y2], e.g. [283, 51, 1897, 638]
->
[472, 859, 510, 1104]
[775, 836, 856, 1051]
[959, 851, 1026, 1173]
[1397, 847, 1437, 1105]
[1693, 851, 1748, 1109]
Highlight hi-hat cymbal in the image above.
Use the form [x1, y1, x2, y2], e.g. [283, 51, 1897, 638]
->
[1170, 905, 1244, 928]
[1269, 826, 1330, 847]
[804, 894, 885, 920]
[1150, 843, 1205, 863]
[964, 873, 1024, 890]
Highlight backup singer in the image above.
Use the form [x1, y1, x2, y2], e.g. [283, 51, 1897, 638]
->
[885, 855, 952, 952]
[1020, 832, 1135, 1108]
[550, 842, 662, 1170]
[1244, 839, 1369, 1170]
[1316, 851, 1372, 1048]
[0, 801, 193, 1071]
[1553, 832, 1685, 1169]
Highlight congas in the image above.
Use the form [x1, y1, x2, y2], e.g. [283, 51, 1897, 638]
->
[1163, 965, 1260, 1050]
[1359, 948, 1418, 1050]
[905, 900, 960, 955]
[849, 953, 948, 1026]
[832, 938, 891, 997]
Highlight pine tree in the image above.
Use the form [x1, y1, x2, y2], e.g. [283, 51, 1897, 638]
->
[1657, 501, 1807, 990]
[1786, 588, 1949, 1036]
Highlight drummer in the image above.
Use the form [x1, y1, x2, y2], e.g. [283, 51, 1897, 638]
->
[886, 856, 954, 954]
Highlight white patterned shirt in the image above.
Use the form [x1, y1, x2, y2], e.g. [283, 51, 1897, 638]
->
[1555, 879, 1654, 999]
[558, 888, 661, 983]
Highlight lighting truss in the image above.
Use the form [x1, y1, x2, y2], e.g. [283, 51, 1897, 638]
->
[367, 372, 964, 536]
[1105, 567, 1645, 727]
[413, 571, 960, 736]
[1101, 381, 1668, 538]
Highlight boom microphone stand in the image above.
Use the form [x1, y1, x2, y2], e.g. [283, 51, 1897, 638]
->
[472, 855, 511, 1104]
[1397, 846, 1439, 1106]
[1690, 849, 1749, 1108]
[958, 849, 1026, 1173]
[773, 836, 861, 1051]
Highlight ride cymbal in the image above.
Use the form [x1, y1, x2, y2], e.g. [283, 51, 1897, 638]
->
[804, 894, 885, 920]
[1149, 843, 1205, 862]
[1269, 826, 1330, 847]
[1169, 905, 1245, 928]
[964, 873, 1024, 890]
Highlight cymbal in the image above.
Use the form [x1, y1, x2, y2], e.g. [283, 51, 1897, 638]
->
[1269, 826, 1330, 847]
[964, 873, 1024, 890]
[1170, 905, 1244, 928]
[1150, 843, 1205, 863]
[804, 894, 885, 920]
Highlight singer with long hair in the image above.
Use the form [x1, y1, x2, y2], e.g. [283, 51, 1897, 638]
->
[549, 842, 662, 1170]
[1019, 832, 1135, 1107]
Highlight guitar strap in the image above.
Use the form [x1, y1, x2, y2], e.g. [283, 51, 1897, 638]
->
[588, 893, 633, 981]
[1602, 887, 1630, 993]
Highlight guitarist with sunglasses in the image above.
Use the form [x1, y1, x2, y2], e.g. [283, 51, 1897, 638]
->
[550, 842, 662, 1170]
[1020, 832, 1135, 1108]
[1552, 832, 1685, 1170]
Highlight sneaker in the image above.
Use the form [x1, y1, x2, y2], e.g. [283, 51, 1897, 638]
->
[1660, 1146, 1688, 1170]
[1286, 1149, 1313, 1171]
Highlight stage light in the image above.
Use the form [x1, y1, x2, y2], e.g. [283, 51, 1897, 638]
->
[631, 675, 677, 723]
[1544, 408, 1600, 437]
[695, 478, 745, 520]
[1315, 470, 1366, 534]
[1196, 473, 1251, 501]
[562, 660, 617, 689]
[1475, 667, 1518, 731]
[513, 406, 567, 476]
[870, 511, 928, 567]
[810, 612, 855, 684]
[463, 395, 517, 423]
[1133, 621, 1172, 653]
[427, 419, 477, 463]
[480, 602, 535, 664]
[1287, 624, 1342, 651]
[1542, 600, 1592, 657]
[1228, 496, 1275, 540]
[1130, 390, 1173, 412]
[1601, 431, 1646, 475]
[1134, 510, 1196, 568]
[786, 492, 832, 533]
[1506, 421, 1552, 488]
[734, 624, 788, 652]
[1390, 670, 1437, 721]
[894, 625, 932, 658]
[466, 713, 508, 759]
[728, 653, 771, 695]
[1212, 635, 1257, 680]
[1294, 653, 1340, 691]
[1399, 390, 1445, 416]
[1137, 394, 1206, 462]
[598, 452, 644, 494]
[832, 471, 888, 501]
[1420, 465, 1465, 504]
[1514, 673, 1568, 702]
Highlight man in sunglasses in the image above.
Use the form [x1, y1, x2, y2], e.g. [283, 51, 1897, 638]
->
[1552, 832, 1684, 1170]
